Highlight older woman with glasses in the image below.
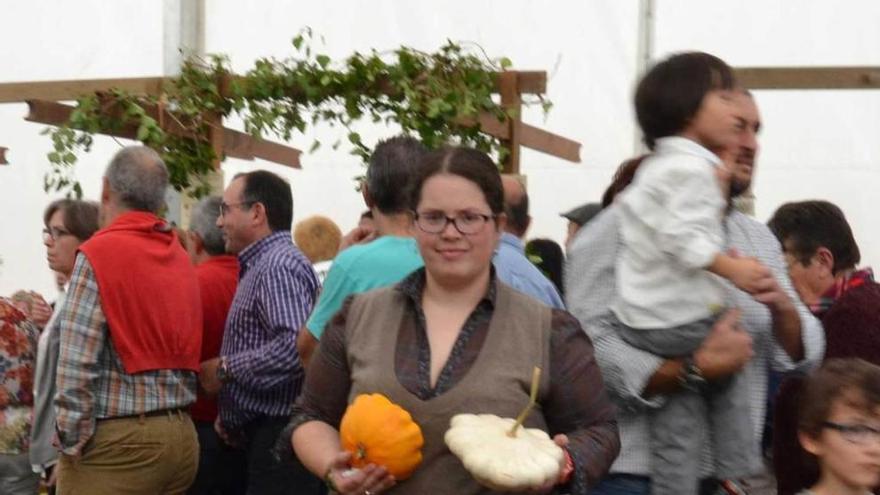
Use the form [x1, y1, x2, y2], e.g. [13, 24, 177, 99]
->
[288, 146, 619, 495]
[30, 199, 99, 492]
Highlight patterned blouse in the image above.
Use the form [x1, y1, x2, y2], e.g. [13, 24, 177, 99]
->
[0, 298, 38, 455]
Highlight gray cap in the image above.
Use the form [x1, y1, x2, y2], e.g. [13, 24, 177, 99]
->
[560, 202, 601, 227]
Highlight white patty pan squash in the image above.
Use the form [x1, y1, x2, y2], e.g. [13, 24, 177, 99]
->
[444, 413, 564, 491]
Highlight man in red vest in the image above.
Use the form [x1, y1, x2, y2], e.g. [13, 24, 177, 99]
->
[54, 146, 203, 495]
[184, 196, 246, 495]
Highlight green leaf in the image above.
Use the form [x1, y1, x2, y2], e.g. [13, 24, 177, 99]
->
[500, 57, 513, 70]
[316, 54, 330, 68]
[136, 124, 151, 142]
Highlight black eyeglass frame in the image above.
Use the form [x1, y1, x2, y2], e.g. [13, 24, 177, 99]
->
[412, 211, 496, 235]
[42, 227, 73, 242]
[822, 420, 880, 444]
[219, 201, 256, 216]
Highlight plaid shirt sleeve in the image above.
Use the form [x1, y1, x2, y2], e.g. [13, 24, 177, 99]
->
[226, 262, 317, 390]
[54, 253, 105, 455]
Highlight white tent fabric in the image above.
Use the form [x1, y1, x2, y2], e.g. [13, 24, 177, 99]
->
[1, 0, 878, 299]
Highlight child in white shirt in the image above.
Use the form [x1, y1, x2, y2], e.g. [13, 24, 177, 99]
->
[612, 52, 771, 495]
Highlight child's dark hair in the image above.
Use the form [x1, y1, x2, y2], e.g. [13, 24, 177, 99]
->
[635, 52, 736, 150]
[799, 358, 880, 438]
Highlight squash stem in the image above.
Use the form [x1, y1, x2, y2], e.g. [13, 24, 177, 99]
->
[508, 366, 541, 437]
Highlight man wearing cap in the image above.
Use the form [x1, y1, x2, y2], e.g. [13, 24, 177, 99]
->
[561, 202, 602, 250]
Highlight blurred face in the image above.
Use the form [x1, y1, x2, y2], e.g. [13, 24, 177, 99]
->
[801, 399, 880, 492]
[413, 174, 503, 288]
[783, 243, 835, 307]
[682, 89, 741, 153]
[43, 209, 82, 276]
[217, 177, 256, 254]
[730, 94, 762, 196]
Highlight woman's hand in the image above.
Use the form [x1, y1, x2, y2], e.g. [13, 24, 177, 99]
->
[325, 451, 396, 495]
[526, 434, 571, 494]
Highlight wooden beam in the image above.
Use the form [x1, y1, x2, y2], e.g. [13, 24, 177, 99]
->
[735, 67, 880, 90]
[24, 100, 302, 168]
[519, 123, 581, 163]
[0, 78, 166, 103]
[498, 71, 522, 174]
[0, 147, 7, 165]
[0, 70, 547, 105]
[222, 129, 301, 168]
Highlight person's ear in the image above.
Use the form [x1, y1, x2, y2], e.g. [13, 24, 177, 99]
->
[101, 177, 111, 204]
[251, 202, 266, 227]
[495, 212, 508, 233]
[798, 430, 823, 457]
[362, 183, 375, 209]
[814, 247, 835, 277]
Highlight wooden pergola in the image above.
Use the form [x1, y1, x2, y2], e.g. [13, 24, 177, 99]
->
[0, 70, 581, 173]
[2, 66, 878, 171]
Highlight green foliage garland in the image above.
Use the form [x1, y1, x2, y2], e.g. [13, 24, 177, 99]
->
[44, 29, 551, 198]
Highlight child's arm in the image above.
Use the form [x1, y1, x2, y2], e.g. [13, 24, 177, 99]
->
[708, 252, 772, 294]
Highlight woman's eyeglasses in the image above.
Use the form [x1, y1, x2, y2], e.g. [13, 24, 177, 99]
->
[42, 227, 73, 242]
[413, 211, 495, 235]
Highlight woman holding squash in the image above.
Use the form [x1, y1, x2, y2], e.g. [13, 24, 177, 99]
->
[289, 146, 620, 494]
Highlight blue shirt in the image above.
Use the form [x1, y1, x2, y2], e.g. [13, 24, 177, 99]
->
[220, 231, 319, 430]
[306, 236, 423, 339]
[493, 233, 565, 309]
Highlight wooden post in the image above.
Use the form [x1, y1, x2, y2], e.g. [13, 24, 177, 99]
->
[498, 71, 522, 174]
[0, 147, 7, 165]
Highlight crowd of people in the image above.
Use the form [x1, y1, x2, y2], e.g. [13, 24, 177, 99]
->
[1, 50, 879, 495]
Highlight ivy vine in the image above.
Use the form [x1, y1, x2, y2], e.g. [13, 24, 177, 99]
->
[44, 28, 552, 198]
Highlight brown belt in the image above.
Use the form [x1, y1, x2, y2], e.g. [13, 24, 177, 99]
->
[97, 407, 188, 422]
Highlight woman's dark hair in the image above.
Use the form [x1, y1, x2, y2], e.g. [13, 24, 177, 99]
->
[635, 52, 736, 149]
[409, 147, 504, 215]
[43, 199, 100, 241]
[601, 155, 648, 208]
[525, 238, 565, 297]
[236, 170, 293, 232]
[767, 200, 860, 274]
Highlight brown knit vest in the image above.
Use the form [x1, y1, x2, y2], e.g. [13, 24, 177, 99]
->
[345, 283, 554, 494]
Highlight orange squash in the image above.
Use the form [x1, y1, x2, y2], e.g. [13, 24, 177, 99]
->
[339, 394, 424, 480]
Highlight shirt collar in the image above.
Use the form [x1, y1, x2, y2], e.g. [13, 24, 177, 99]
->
[237, 230, 291, 269]
[810, 267, 875, 316]
[396, 267, 498, 308]
[654, 136, 722, 166]
[499, 232, 525, 253]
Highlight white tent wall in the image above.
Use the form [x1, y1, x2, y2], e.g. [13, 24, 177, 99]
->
[207, 0, 641, 266]
[1, 1, 878, 300]
[0, 2, 165, 297]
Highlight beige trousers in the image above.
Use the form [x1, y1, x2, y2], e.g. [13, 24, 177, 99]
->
[56, 410, 199, 495]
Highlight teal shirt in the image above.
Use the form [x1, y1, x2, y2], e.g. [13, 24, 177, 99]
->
[305, 236, 423, 339]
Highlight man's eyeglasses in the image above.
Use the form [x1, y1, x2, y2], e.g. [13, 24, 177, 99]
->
[414, 211, 495, 235]
[219, 201, 255, 216]
[822, 421, 880, 444]
[42, 227, 73, 242]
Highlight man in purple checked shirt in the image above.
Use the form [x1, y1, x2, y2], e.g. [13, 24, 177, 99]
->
[200, 170, 321, 494]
